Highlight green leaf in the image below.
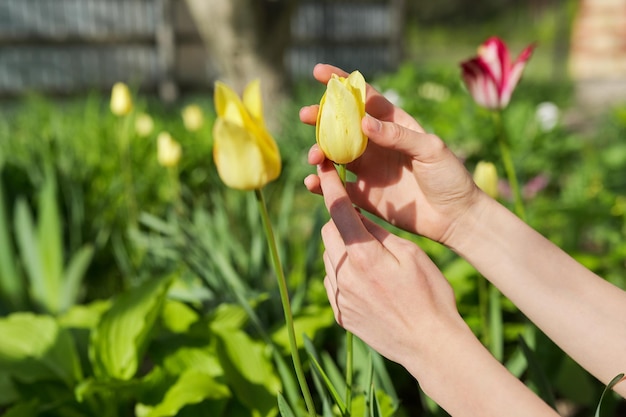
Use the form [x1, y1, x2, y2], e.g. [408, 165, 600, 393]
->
[303, 336, 346, 414]
[518, 336, 557, 409]
[37, 170, 63, 313]
[14, 198, 47, 310]
[60, 244, 94, 312]
[1, 399, 40, 417]
[213, 327, 281, 417]
[595, 373, 624, 417]
[0, 312, 82, 386]
[90, 276, 172, 380]
[0, 172, 24, 309]
[271, 305, 334, 351]
[137, 370, 231, 417]
[160, 299, 199, 334]
[277, 392, 296, 417]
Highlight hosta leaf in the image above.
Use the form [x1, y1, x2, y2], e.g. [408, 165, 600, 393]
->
[90, 276, 172, 380]
[271, 305, 334, 351]
[213, 327, 280, 417]
[136, 370, 230, 417]
[0, 313, 82, 386]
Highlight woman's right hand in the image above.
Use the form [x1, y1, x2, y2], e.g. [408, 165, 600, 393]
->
[302, 63, 485, 246]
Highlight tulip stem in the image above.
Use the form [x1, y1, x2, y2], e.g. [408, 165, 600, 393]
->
[337, 163, 354, 416]
[493, 111, 526, 221]
[254, 189, 316, 417]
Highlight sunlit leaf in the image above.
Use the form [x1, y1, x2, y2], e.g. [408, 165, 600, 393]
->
[0, 313, 82, 386]
[136, 370, 230, 417]
[213, 327, 280, 417]
[90, 276, 172, 380]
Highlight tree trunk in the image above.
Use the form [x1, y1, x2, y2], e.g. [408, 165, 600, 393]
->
[184, 0, 295, 126]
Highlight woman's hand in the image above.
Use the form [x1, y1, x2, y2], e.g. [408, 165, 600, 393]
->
[317, 158, 462, 365]
[301, 64, 483, 245]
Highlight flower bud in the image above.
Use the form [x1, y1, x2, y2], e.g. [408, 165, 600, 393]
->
[135, 113, 154, 137]
[316, 70, 367, 164]
[157, 131, 182, 168]
[182, 104, 204, 132]
[213, 80, 281, 190]
[110, 82, 133, 116]
[473, 161, 499, 199]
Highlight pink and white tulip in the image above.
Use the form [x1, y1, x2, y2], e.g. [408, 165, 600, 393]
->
[461, 37, 535, 110]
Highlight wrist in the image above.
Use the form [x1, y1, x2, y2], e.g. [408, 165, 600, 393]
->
[440, 190, 495, 253]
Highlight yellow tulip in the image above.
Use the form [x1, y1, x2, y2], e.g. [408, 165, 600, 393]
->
[135, 113, 154, 137]
[212, 80, 281, 190]
[316, 70, 367, 164]
[182, 104, 204, 132]
[110, 82, 133, 116]
[157, 131, 182, 168]
[473, 161, 499, 199]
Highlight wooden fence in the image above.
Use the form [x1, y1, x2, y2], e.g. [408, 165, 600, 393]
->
[0, 0, 404, 97]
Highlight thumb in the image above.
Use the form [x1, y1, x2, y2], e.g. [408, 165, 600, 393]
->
[362, 114, 447, 163]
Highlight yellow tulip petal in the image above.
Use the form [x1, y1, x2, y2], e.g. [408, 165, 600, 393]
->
[243, 79, 265, 127]
[213, 119, 275, 190]
[317, 78, 367, 164]
[214, 82, 245, 127]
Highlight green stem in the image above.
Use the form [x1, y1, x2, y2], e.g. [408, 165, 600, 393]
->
[255, 189, 316, 417]
[337, 164, 353, 416]
[493, 111, 526, 222]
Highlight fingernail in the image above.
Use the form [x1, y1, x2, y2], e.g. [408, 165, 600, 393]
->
[365, 114, 381, 132]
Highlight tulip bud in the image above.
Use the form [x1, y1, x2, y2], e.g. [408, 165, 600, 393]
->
[182, 104, 204, 132]
[110, 82, 133, 116]
[157, 131, 182, 168]
[135, 113, 154, 137]
[460, 37, 534, 110]
[316, 70, 367, 164]
[213, 80, 281, 190]
[473, 161, 499, 199]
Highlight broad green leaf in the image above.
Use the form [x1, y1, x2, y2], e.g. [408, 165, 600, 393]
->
[58, 300, 111, 330]
[90, 276, 172, 380]
[213, 327, 281, 417]
[161, 346, 223, 378]
[0, 313, 82, 386]
[160, 299, 199, 334]
[271, 305, 334, 351]
[136, 370, 230, 417]
[209, 303, 248, 331]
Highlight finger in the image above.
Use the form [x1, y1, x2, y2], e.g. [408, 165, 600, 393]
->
[312, 63, 350, 83]
[307, 144, 325, 165]
[299, 105, 319, 126]
[304, 174, 322, 195]
[362, 114, 447, 163]
[359, 216, 413, 257]
[318, 160, 373, 247]
[323, 275, 342, 325]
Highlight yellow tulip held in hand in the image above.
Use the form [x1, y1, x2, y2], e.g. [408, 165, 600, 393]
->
[213, 80, 281, 190]
[316, 70, 367, 164]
